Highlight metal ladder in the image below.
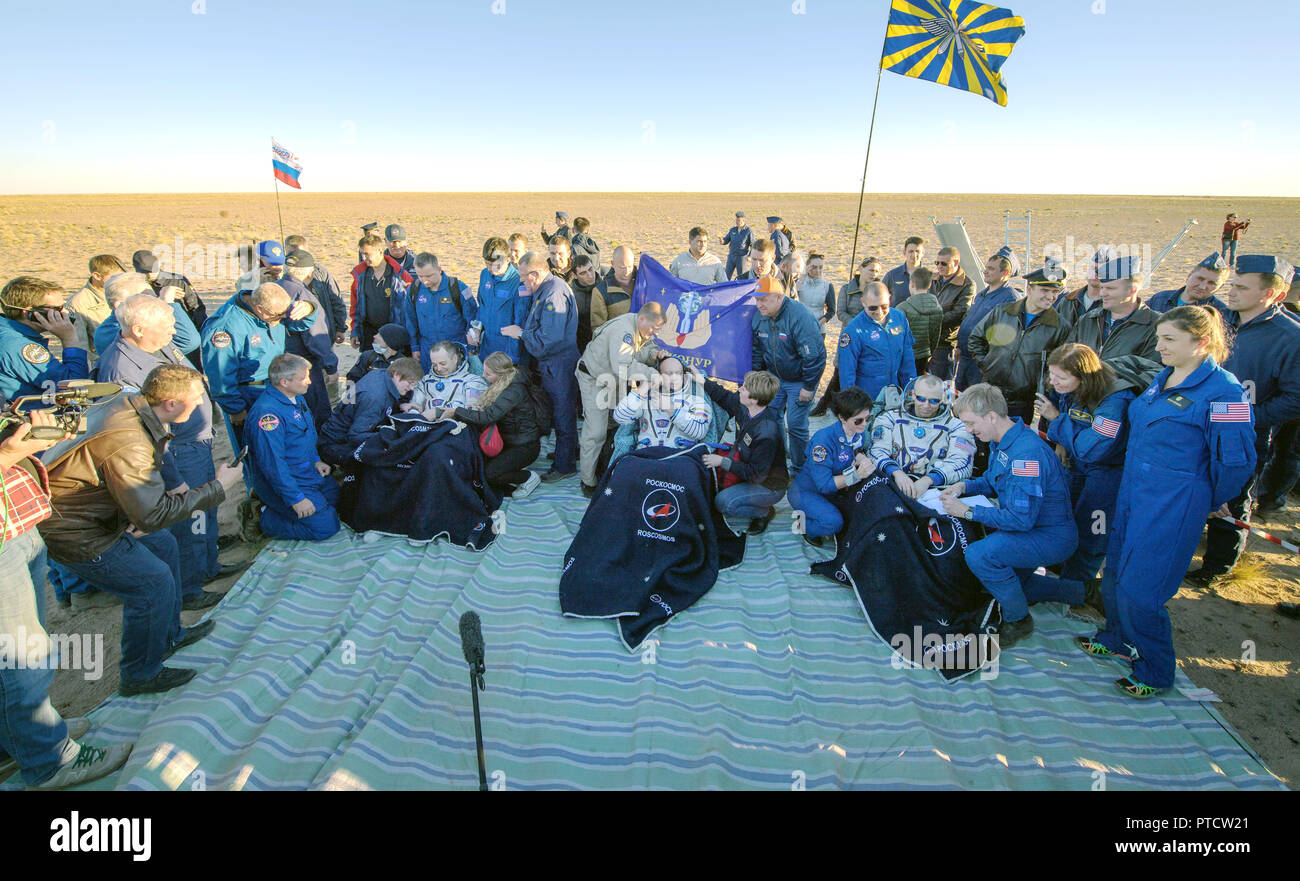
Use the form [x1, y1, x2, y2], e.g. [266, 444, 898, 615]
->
[1003, 210, 1032, 271]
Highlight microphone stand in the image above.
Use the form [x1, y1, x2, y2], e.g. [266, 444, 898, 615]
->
[468, 658, 486, 791]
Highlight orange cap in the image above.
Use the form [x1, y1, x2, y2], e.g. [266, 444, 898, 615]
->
[756, 276, 785, 295]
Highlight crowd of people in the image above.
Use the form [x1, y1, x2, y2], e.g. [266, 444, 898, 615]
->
[1, 208, 1297, 789]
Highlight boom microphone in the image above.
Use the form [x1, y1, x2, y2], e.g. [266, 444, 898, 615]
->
[457, 610, 489, 791]
[56, 380, 123, 399]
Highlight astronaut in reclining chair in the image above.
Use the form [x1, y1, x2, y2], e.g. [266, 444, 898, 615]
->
[868, 373, 975, 499]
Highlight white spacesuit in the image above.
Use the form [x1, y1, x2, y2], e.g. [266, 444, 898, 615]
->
[868, 378, 974, 489]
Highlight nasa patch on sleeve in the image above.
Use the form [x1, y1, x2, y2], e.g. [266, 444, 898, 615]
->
[20, 343, 50, 364]
[811, 445, 828, 463]
[210, 331, 232, 349]
[258, 414, 281, 431]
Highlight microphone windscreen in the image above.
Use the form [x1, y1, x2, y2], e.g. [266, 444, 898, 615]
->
[459, 610, 484, 667]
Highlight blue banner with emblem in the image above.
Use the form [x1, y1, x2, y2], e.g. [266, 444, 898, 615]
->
[630, 255, 758, 383]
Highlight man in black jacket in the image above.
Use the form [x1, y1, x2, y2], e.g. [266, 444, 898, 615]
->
[928, 246, 973, 381]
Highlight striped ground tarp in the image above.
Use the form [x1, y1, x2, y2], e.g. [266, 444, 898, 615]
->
[72, 483, 1281, 791]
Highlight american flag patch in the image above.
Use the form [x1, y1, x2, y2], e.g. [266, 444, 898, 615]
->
[1091, 416, 1121, 438]
[954, 438, 975, 453]
[1210, 402, 1251, 423]
[1011, 459, 1040, 477]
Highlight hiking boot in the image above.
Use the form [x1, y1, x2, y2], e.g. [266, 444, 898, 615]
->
[164, 620, 215, 659]
[1254, 498, 1286, 517]
[28, 742, 132, 790]
[513, 471, 542, 499]
[540, 469, 575, 484]
[181, 590, 224, 611]
[579, 481, 596, 499]
[1184, 567, 1224, 588]
[119, 666, 197, 697]
[204, 561, 251, 584]
[748, 507, 776, 535]
[237, 497, 264, 543]
[71, 589, 121, 612]
[998, 614, 1034, 650]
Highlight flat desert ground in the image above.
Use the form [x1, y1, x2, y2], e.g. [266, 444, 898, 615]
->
[3, 192, 1297, 788]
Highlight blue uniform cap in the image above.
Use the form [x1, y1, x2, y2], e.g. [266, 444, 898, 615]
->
[735, 211, 745, 218]
[384, 224, 406, 242]
[1025, 256, 1067, 286]
[1234, 254, 1294, 285]
[993, 245, 1021, 277]
[257, 240, 286, 266]
[766, 215, 781, 224]
[1096, 255, 1141, 282]
[1197, 252, 1227, 272]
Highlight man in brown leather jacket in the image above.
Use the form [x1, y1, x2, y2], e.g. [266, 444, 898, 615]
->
[38, 364, 244, 696]
[928, 246, 974, 381]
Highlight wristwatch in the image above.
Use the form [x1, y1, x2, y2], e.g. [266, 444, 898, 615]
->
[962, 508, 974, 521]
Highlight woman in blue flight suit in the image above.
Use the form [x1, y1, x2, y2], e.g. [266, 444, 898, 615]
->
[1025, 343, 1136, 609]
[1078, 306, 1257, 698]
[787, 387, 875, 546]
[475, 238, 527, 363]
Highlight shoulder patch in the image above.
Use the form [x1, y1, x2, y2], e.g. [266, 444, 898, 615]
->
[811, 445, 828, 463]
[210, 331, 232, 349]
[623, 333, 633, 344]
[258, 414, 281, 432]
[838, 333, 850, 348]
[20, 343, 50, 365]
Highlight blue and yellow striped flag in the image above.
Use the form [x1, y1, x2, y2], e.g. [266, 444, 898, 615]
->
[882, 0, 1026, 106]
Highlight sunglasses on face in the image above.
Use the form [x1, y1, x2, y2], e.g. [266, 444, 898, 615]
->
[936, 260, 951, 267]
[486, 254, 507, 263]
[915, 395, 942, 405]
[865, 305, 887, 313]
[849, 415, 869, 426]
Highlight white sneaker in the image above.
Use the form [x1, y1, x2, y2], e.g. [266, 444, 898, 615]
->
[28, 741, 132, 790]
[512, 471, 541, 499]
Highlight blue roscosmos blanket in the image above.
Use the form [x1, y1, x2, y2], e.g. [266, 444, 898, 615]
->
[338, 414, 501, 549]
[560, 446, 745, 650]
[810, 477, 1001, 680]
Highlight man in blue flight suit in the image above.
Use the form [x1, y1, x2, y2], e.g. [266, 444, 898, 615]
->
[766, 216, 790, 266]
[94, 272, 201, 359]
[95, 295, 240, 608]
[955, 246, 1022, 390]
[1191, 255, 1300, 585]
[720, 211, 753, 280]
[751, 276, 826, 471]
[837, 281, 917, 402]
[1145, 253, 1232, 323]
[0, 276, 89, 405]
[406, 252, 478, 372]
[318, 357, 421, 465]
[508, 252, 578, 481]
[201, 281, 316, 450]
[476, 241, 526, 363]
[880, 235, 924, 306]
[245, 354, 340, 541]
[941, 383, 1078, 648]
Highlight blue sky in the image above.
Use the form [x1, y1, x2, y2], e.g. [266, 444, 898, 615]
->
[0, 0, 1294, 194]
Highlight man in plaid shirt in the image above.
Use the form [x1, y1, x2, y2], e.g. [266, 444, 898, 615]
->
[0, 410, 133, 788]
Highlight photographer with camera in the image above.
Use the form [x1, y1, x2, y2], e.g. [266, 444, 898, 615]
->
[0, 409, 134, 788]
[37, 364, 244, 696]
[0, 276, 89, 405]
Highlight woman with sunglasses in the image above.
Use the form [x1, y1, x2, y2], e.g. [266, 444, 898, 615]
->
[787, 387, 876, 547]
[474, 237, 527, 363]
[1024, 343, 1136, 614]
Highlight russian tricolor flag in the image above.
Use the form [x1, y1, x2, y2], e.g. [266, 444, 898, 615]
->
[272, 138, 303, 189]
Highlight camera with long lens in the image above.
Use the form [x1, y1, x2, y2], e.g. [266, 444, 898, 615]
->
[0, 379, 123, 441]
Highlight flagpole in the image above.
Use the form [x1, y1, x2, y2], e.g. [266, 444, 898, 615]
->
[273, 177, 286, 245]
[847, 23, 892, 282]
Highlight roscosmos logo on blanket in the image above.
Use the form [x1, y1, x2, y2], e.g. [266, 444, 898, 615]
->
[641, 489, 680, 532]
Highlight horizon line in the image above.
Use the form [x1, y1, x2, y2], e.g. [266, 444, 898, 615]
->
[0, 190, 1294, 200]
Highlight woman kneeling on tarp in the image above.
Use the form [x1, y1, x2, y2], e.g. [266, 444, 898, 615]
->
[441, 351, 543, 499]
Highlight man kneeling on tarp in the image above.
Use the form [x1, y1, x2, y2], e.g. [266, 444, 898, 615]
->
[245, 353, 340, 541]
[939, 383, 1077, 648]
[318, 356, 422, 465]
